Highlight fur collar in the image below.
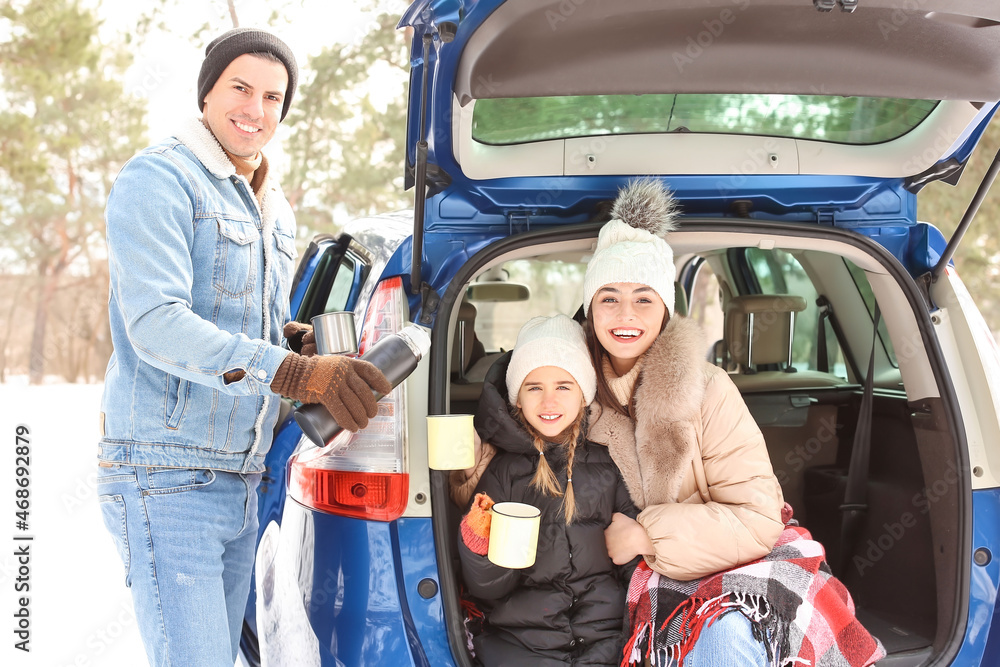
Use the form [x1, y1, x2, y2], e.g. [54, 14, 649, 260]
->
[173, 118, 281, 227]
[589, 315, 708, 508]
[633, 315, 707, 424]
[175, 117, 236, 179]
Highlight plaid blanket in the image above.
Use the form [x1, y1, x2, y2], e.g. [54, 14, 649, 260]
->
[622, 521, 885, 667]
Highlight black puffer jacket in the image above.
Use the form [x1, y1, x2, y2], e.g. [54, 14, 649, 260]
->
[459, 353, 639, 667]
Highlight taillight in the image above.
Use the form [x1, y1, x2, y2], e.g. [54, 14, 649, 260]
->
[288, 276, 410, 521]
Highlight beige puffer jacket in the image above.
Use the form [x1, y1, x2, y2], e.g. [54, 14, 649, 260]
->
[588, 315, 784, 581]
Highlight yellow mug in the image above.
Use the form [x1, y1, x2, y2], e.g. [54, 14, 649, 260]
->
[488, 502, 541, 569]
[426, 414, 476, 470]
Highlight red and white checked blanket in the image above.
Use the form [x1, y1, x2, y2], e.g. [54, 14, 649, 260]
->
[622, 523, 885, 667]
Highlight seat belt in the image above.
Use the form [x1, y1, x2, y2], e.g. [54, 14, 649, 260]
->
[816, 297, 831, 373]
[838, 304, 881, 576]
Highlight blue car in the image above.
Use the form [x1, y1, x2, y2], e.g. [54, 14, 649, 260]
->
[241, 1, 1000, 665]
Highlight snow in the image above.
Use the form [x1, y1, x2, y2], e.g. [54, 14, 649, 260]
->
[0, 380, 247, 666]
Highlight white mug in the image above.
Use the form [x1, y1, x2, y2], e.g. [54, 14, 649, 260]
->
[426, 414, 476, 470]
[488, 502, 541, 569]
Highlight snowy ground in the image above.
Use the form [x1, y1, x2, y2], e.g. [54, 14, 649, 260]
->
[0, 380, 247, 667]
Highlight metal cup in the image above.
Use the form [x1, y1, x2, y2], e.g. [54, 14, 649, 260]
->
[311, 312, 358, 356]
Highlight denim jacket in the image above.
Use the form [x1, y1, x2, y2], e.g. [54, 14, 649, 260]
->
[99, 119, 296, 473]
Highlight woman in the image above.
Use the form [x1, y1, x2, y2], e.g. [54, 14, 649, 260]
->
[581, 178, 784, 581]
[586, 180, 881, 667]
[458, 314, 638, 666]
[581, 180, 784, 665]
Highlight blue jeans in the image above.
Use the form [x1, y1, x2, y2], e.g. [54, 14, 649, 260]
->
[97, 464, 261, 666]
[677, 611, 768, 667]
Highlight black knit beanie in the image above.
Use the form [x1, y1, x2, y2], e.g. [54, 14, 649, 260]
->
[197, 28, 298, 121]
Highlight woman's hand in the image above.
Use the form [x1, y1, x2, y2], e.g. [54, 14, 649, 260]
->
[605, 512, 654, 565]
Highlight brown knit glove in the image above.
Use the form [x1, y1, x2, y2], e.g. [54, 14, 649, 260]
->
[270, 353, 392, 432]
[300, 330, 316, 357]
[460, 493, 495, 556]
[282, 321, 316, 356]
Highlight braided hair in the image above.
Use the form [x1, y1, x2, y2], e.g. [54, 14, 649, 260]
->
[514, 402, 587, 524]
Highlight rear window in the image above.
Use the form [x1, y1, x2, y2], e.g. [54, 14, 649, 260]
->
[471, 259, 585, 352]
[472, 94, 938, 146]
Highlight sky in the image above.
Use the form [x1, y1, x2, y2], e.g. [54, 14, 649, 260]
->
[101, 0, 408, 168]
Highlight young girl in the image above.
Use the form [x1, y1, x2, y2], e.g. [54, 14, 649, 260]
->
[458, 314, 638, 666]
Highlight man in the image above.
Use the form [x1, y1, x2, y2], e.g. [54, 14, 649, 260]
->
[97, 28, 390, 666]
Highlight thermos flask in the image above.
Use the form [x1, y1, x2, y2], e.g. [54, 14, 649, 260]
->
[294, 324, 432, 447]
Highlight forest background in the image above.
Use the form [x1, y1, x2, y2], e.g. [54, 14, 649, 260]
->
[1, 0, 998, 386]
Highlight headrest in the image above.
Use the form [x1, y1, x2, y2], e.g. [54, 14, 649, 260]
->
[457, 300, 478, 320]
[725, 294, 806, 368]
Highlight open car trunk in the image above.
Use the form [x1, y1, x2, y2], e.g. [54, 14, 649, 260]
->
[403, 2, 1000, 664]
[433, 219, 968, 667]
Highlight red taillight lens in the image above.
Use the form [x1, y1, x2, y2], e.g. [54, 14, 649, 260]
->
[288, 276, 411, 522]
[288, 457, 409, 522]
[358, 275, 404, 354]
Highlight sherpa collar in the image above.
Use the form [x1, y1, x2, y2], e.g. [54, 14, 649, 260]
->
[175, 117, 237, 179]
[173, 117, 281, 227]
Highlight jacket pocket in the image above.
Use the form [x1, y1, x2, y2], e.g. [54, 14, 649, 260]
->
[164, 375, 189, 430]
[143, 467, 216, 495]
[212, 216, 261, 297]
[271, 229, 297, 323]
[274, 230, 296, 262]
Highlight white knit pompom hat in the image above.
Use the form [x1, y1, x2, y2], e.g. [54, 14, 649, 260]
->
[583, 179, 680, 315]
[506, 314, 597, 406]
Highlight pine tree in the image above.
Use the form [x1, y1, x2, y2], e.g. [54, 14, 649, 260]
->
[0, 0, 146, 383]
[283, 12, 410, 238]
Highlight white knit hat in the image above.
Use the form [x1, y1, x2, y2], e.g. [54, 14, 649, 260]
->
[583, 179, 679, 315]
[506, 314, 597, 406]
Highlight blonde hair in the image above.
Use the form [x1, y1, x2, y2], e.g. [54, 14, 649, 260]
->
[514, 402, 586, 524]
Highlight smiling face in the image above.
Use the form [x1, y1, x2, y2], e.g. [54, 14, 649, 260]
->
[590, 282, 668, 376]
[202, 53, 287, 158]
[516, 366, 585, 439]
